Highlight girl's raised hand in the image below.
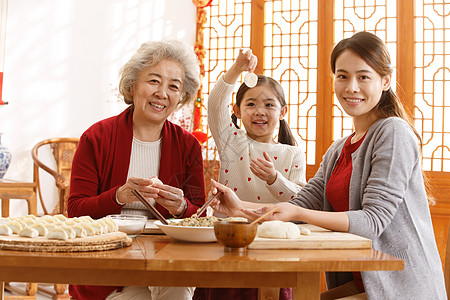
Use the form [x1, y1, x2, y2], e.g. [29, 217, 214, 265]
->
[223, 48, 258, 84]
[250, 151, 277, 185]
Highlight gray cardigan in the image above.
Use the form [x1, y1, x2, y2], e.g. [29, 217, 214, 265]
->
[290, 117, 446, 299]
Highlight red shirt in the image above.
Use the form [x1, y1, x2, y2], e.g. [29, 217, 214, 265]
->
[68, 107, 206, 300]
[326, 133, 365, 292]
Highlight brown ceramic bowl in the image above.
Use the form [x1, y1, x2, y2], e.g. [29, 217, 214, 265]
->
[214, 221, 258, 252]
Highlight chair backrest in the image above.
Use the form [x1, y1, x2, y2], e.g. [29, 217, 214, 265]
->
[32, 138, 79, 216]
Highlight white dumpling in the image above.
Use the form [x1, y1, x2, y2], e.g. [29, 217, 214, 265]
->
[64, 220, 76, 226]
[6, 220, 23, 234]
[299, 225, 311, 236]
[22, 217, 37, 227]
[90, 221, 104, 235]
[44, 223, 57, 231]
[9, 218, 27, 229]
[71, 225, 87, 238]
[25, 214, 38, 220]
[60, 225, 76, 239]
[31, 222, 48, 236]
[257, 220, 301, 239]
[0, 224, 13, 236]
[81, 223, 95, 236]
[47, 228, 68, 240]
[103, 217, 118, 232]
[19, 227, 39, 238]
[54, 214, 67, 222]
[79, 216, 94, 223]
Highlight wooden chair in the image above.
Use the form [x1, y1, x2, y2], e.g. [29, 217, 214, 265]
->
[29, 138, 78, 299]
[32, 137, 79, 216]
[445, 222, 450, 299]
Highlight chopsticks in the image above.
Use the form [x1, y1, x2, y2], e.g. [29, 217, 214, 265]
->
[249, 206, 280, 225]
[131, 189, 168, 225]
[195, 180, 228, 217]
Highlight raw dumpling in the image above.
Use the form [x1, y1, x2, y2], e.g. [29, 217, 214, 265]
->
[79, 216, 94, 223]
[47, 228, 68, 240]
[257, 220, 301, 239]
[0, 224, 12, 236]
[6, 220, 23, 234]
[19, 227, 39, 238]
[71, 225, 87, 238]
[60, 225, 76, 239]
[54, 214, 67, 222]
[103, 217, 118, 232]
[64, 220, 77, 226]
[31, 222, 49, 236]
[90, 221, 105, 235]
[299, 225, 311, 236]
[81, 223, 95, 236]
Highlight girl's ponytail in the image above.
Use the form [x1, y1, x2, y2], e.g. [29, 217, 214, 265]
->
[231, 113, 240, 129]
[278, 119, 297, 146]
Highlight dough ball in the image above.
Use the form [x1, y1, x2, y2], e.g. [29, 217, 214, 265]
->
[257, 220, 301, 239]
[149, 177, 163, 186]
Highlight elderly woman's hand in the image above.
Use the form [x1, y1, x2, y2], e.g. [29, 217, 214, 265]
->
[116, 177, 159, 205]
[152, 181, 187, 217]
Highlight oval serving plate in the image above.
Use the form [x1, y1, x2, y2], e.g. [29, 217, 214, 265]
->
[154, 219, 217, 243]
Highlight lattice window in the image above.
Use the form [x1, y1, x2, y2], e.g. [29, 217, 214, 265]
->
[415, 0, 450, 172]
[199, 0, 450, 174]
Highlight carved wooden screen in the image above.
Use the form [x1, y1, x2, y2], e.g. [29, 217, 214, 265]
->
[200, 1, 450, 243]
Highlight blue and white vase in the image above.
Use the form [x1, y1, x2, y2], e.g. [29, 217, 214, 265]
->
[0, 133, 12, 180]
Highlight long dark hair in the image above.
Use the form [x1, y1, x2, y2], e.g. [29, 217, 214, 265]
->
[330, 31, 433, 203]
[231, 75, 297, 146]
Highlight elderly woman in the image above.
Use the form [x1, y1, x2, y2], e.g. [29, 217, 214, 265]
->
[68, 40, 206, 300]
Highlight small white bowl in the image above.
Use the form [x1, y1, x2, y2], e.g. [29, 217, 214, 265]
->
[107, 214, 147, 237]
[154, 219, 216, 242]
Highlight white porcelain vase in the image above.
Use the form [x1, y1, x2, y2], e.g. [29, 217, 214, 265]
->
[0, 133, 12, 180]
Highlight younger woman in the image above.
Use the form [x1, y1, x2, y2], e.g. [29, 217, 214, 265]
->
[209, 32, 447, 299]
[194, 49, 306, 300]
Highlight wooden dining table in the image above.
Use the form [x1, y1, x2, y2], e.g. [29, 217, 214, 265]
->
[0, 234, 403, 300]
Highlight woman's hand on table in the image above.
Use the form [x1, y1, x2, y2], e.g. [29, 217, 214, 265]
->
[242, 202, 300, 222]
[116, 177, 159, 204]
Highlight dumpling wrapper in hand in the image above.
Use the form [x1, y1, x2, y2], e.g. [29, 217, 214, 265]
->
[257, 220, 301, 239]
[149, 177, 163, 186]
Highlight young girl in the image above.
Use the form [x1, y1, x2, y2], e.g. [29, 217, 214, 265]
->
[194, 50, 305, 300]
[209, 32, 447, 299]
[208, 49, 306, 205]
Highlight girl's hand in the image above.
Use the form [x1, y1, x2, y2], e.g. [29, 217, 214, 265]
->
[116, 177, 159, 204]
[223, 48, 258, 84]
[153, 181, 187, 216]
[209, 179, 245, 217]
[250, 151, 277, 185]
[242, 202, 298, 222]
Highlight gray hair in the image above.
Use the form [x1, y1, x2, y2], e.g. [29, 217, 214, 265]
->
[119, 40, 200, 107]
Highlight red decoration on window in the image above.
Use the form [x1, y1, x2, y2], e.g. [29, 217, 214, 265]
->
[192, 130, 208, 144]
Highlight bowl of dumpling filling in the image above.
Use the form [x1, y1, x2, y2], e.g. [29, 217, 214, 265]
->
[155, 216, 249, 243]
[154, 216, 220, 242]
